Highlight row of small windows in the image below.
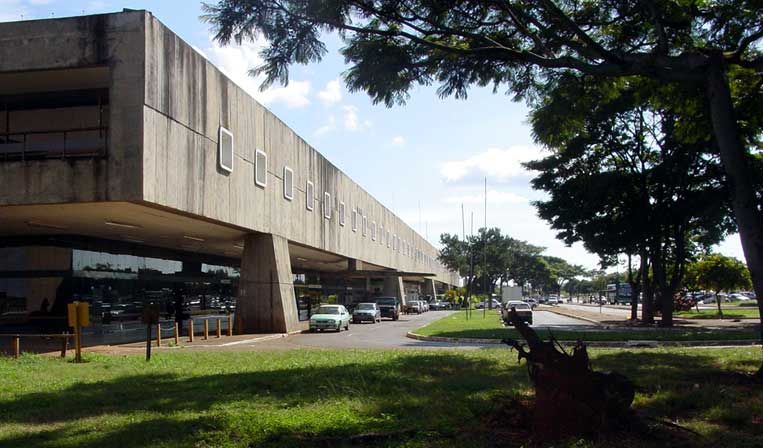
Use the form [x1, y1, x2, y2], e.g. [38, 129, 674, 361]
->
[218, 126, 440, 268]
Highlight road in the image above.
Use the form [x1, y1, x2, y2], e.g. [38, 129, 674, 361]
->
[250, 309, 591, 350]
[559, 303, 632, 318]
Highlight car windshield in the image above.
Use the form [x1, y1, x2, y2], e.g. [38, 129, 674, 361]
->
[508, 302, 531, 310]
[377, 298, 396, 305]
[357, 303, 375, 310]
[316, 306, 340, 315]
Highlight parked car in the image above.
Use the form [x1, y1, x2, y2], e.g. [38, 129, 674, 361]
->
[728, 293, 751, 302]
[502, 301, 533, 325]
[352, 302, 381, 323]
[524, 299, 538, 309]
[429, 300, 449, 310]
[375, 297, 400, 320]
[309, 304, 351, 332]
[475, 299, 501, 309]
[421, 300, 429, 312]
[547, 297, 559, 305]
[406, 300, 423, 314]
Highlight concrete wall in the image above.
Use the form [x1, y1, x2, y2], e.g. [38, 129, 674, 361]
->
[0, 11, 457, 285]
[0, 11, 145, 204]
[140, 13, 454, 284]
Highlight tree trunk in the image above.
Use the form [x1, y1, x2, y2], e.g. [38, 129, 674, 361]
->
[705, 60, 763, 375]
[715, 290, 723, 318]
[503, 309, 635, 440]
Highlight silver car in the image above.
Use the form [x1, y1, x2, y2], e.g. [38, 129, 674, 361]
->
[352, 302, 381, 323]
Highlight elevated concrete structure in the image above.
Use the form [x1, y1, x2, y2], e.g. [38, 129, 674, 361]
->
[0, 10, 458, 334]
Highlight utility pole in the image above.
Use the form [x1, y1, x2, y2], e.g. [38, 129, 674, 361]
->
[483, 177, 488, 318]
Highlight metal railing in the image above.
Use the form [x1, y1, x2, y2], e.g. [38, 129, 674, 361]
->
[0, 126, 108, 161]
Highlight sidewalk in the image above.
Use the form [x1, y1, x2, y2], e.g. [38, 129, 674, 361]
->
[550, 304, 760, 330]
[84, 333, 290, 355]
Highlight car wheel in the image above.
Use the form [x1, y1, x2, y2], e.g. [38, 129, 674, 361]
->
[345, 322, 349, 330]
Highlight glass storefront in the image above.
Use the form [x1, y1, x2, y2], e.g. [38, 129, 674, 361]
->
[0, 245, 238, 344]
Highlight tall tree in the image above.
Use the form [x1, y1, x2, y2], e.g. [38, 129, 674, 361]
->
[687, 254, 752, 317]
[203, 0, 763, 374]
[527, 76, 735, 326]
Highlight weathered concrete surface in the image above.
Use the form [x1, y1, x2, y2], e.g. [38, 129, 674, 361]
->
[0, 11, 145, 204]
[236, 233, 303, 334]
[383, 276, 406, 305]
[0, 10, 458, 286]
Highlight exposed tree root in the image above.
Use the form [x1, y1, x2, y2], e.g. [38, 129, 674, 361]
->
[502, 308, 637, 441]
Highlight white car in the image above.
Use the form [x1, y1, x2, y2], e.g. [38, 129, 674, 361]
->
[729, 293, 751, 302]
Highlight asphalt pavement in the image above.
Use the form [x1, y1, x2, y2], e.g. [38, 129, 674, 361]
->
[250, 309, 591, 350]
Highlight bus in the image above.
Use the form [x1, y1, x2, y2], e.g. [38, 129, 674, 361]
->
[606, 283, 633, 305]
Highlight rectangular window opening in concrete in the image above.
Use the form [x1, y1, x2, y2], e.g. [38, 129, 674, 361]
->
[283, 166, 294, 200]
[306, 181, 314, 211]
[362, 215, 368, 237]
[323, 192, 331, 219]
[352, 208, 358, 232]
[255, 149, 267, 187]
[339, 202, 346, 226]
[0, 68, 110, 161]
[219, 126, 233, 173]
[371, 221, 377, 241]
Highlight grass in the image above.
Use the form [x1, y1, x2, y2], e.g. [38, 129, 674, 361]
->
[676, 308, 760, 319]
[415, 311, 761, 341]
[0, 348, 761, 447]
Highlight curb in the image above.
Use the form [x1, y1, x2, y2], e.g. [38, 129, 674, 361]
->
[540, 307, 605, 326]
[405, 331, 760, 348]
[406, 331, 502, 344]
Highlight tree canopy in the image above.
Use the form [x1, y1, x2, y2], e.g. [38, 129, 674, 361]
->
[203, 0, 763, 375]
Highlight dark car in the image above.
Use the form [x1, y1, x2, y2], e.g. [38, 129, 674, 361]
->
[375, 297, 400, 321]
[502, 301, 533, 325]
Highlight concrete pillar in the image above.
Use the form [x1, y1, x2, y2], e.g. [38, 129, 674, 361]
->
[349, 259, 364, 271]
[236, 233, 300, 334]
[423, 278, 437, 298]
[383, 276, 406, 305]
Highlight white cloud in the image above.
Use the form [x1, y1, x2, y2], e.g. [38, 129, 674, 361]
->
[343, 105, 359, 130]
[314, 114, 337, 137]
[341, 105, 371, 131]
[317, 79, 342, 106]
[440, 146, 546, 183]
[444, 189, 527, 205]
[204, 36, 311, 109]
[391, 136, 406, 146]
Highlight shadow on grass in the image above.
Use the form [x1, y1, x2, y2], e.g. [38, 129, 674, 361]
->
[592, 350, 763, 446]
[0, 352, 525, 448]
[424, 327, 760, 341]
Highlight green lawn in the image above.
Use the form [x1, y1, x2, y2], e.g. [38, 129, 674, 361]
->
[0, 348, 761, 447]
[676, 308, 760, 319]
[415, 311, 760, 341]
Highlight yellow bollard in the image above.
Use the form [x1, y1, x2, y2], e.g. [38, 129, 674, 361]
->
[174, 322, 179, 345]
[203, 320, 209, 340]
[216, 319, 221, 338]
[188, 320, 195, 343]
[156, 323, 162, 347]
[227, 315, 233, 337]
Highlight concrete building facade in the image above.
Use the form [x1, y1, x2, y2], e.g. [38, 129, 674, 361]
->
[0, 10, 457, 339]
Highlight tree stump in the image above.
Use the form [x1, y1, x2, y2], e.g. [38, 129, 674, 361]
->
[503, 308, 635, 440]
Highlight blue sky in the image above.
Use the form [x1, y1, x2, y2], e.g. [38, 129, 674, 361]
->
[1, 0, 746, 270]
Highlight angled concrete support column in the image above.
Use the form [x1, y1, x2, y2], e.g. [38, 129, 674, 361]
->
[423, 278, 437, 298]
[383, 276, 406, 305]
[236, 233, 300, 334]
